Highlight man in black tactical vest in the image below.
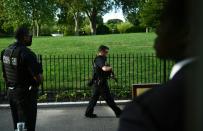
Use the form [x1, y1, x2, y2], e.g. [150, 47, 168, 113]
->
[85, 45, 122, 118]
[1, 27, 43, 131]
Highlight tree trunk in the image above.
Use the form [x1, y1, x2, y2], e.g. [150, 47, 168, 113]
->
[85, 8, 97, 35]
[90, 15, 97, 35]
[32, 20, 35, 36]
[88, 8, 97, 35]
[32, 20, 39, 37]
[39, 24, 41, 36]
[74, 12, 80, 36]
[35, 20, 39, 37]
[146, 27, 149, 33]
[32, 27, 35, 36]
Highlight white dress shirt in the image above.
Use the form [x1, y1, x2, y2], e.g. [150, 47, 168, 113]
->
[169, 58, 196, 79]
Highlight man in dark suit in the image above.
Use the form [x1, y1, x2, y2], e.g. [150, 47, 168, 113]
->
[118, 0, 197, 131]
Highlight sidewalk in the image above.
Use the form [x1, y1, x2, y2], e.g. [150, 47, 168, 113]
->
[0, 105, 124, 131]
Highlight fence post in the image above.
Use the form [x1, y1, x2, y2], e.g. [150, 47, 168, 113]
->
[22, 53, 173, 101]
[163, 59, 167, 83]
[39, 55, 44, 95]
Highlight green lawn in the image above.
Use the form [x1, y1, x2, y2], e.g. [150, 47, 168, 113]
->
[0, 33, 171, 101]
[0, 33, 156, 55]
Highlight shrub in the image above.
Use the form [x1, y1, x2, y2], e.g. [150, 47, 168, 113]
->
[0, 27, 14, 37]
[105, 23, 119, 34]
[116, 91, 131, 99]
[64, 29, 74, 36]
[55, 92, 77, 102]
[107, 19, 123, 25]
[40, 25, 53, 36]
[83, 25, 91, 35]
[63, 25, 75, 36]
[55, 92, 68, 102]
[38, 93, 48, 102]
[96, 24, 110, 35]
[117, 22, 134, 33]
[54, 90, 92, 102]
[126, 26, 146, 33]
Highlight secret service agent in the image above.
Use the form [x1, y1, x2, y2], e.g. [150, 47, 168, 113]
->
[1, 27, 43, 131]
[85, 45, 122, 118]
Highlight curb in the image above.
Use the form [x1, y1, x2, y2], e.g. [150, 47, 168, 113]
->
[0, 100, 131, 109]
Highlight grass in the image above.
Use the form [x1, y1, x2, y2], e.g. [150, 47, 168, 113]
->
[0, 33, 172, 101]
[0, 33, 157, 55]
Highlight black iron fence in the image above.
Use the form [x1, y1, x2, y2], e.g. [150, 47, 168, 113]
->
[0, 54, 174, 102]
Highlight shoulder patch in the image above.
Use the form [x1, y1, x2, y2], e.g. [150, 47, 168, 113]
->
[3, 56, 18, 65]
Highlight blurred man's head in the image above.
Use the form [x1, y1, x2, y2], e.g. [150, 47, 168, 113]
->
[98, 45, 109, 57]
[154, 0, 193, 62]
[15, 26, 32, 46]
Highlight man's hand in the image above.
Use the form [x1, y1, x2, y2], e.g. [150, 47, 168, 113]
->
[33, 73, 43, 86]
[102, 66, 112, 72]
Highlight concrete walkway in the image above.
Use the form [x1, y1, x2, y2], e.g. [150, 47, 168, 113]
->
[0, 105, 123, 131]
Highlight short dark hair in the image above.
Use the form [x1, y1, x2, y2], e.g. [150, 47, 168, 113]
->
[15, 26, 30, 41]
[98, 45, 109, 52]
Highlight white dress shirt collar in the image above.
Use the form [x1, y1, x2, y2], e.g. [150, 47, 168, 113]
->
[169, 58, 196, 79]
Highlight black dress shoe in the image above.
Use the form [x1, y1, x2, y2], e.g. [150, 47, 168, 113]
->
[85, 114, 98, 118]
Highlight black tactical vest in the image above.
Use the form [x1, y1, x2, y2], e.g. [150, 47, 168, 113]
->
[93, 56, 111, 79]
[2, 44, 21, 85]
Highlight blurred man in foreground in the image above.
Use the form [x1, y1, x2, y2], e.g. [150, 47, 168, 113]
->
[118, 0, 196, 130]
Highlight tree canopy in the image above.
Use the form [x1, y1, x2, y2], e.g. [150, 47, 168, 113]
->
[82, 0, 114, 35]
[2, 0, 56, 36]
[116, 0, 164, 31]
[0, 0, 165, 35]
[139, 0, 165, 29]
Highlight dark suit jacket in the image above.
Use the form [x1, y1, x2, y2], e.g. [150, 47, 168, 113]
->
[118, 61, 196, 131]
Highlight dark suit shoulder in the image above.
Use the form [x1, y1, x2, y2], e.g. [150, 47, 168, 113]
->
[134, 60, 197, 113]
[119, 61, 197, 131]
[119, 100, 157, 131]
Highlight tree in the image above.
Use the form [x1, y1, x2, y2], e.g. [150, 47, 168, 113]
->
[2, 0, 30, 30]
[106, 19, 123, 34]
[57, 0, 84, 35]
[0, 0, 6, 34]
[114, 0, 141, 26]
[2, 0, 56, 36]
[115, 0, 139, 15]
[96, 24, 110, 35]
[139, 0, 164, 32]
[117, 22, 133, 33]
[57, 0, 114, 35]
[82, 0, 114, 35]
[57, 5, 76, 35]
[30, 0, 56, 36]
[116, 0, 164, 32]
[126, 10, 140, 26]
[107, 19, 123, 24]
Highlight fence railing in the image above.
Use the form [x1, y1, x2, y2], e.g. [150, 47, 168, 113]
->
[0, 53, 174, 102]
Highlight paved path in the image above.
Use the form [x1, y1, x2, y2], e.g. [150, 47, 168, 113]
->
[0, 105, 123, 131]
